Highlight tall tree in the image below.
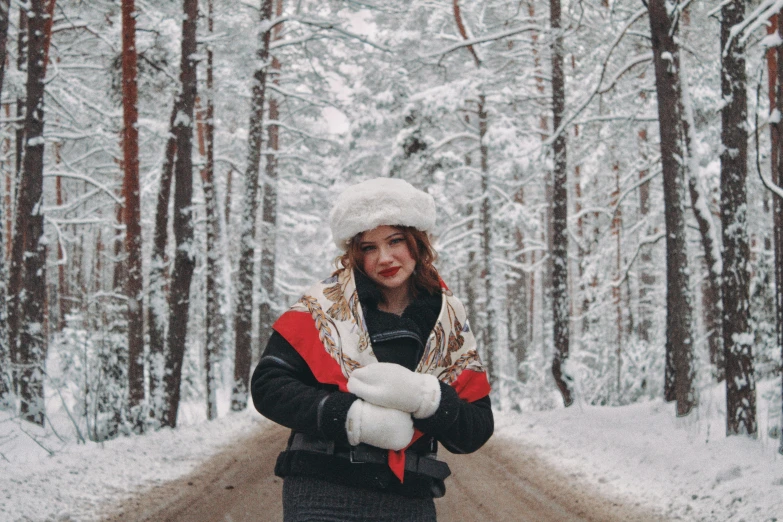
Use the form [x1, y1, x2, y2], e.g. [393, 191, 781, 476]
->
[768, 19, 782, 416]
[148, 103, 178, 423]
[463, 199, 479, 355]
[161, 0, 199, 428]
[0, 175, 6, 401]
[121, 0, 144, 427]
[11, 0, 50, 425]
[550, 0, 573, 407]
[647, 0, 695, 416]
[720, 0, 754, 437]
[611, 164, 623, 394]
[14, 7, 26, 183]
[54, 166, 67, 332]
[258, 0, 283, 366]
[0, 0, 9, 404]
[478, 93, 497, 387]
[0, 178, 6, 406]
[637, 127, 656, 344]
[232, 0, 274, 412]
[200, 0, 221, 421]
[775, 8, 783, 456]
[687, 169, 724, 377]
[0, 0, 10, 102]
[507, 183, 529, 383]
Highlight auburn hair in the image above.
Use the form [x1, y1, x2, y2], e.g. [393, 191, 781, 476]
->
[334, 226, 442, 296]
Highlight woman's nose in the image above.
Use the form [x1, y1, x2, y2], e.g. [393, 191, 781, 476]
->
[378, 245, 393, 263]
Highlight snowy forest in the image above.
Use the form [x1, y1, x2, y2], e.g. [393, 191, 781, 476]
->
[0, 0, 781, 454]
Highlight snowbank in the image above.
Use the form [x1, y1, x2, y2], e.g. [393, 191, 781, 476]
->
[496, 381, 783, 521]
[0, 404, 269, 521]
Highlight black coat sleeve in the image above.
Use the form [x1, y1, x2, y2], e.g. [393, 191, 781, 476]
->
[251, 331, 358, 446]
[413, 382, 493, 454]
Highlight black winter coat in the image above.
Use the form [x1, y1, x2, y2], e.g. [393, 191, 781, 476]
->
[251, 270, 494, 499]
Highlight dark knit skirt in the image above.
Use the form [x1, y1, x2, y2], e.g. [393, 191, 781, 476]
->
[282, 475, 437, 522]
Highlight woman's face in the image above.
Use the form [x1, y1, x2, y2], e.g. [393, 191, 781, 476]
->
[358, 225, 416, 293]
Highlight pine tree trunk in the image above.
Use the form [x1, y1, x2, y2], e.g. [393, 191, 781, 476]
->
[721, 0, 755, 436]
[550, 0, 573, 407]
[92, 222, 126, 440]
[259, 0, 283, 362]
[478, 95, 497, 388]
[121, 0, 144, 426]
[0, 0, 10, 400]
[15, 0, 48, 426]
[201, 0, 220, 421]
[0, 122, 7, 402]
[0, 183, 6, 405]
[14, 7, 26, 184]
[224, 168, 233, 226]
[74, 233, 85, 312]
[2, 103, 9, 261]
[148, 102, 178, 424]
[573, 162, 586, 343]
[773, 10, 783, 456]
[687, 171, 724, 378]
[258, 111, 278, 355]
[0, 255, 6, 407]
[0, 0, 10, 103]
[110, 204, 127, 437]
[162, 0, 199, 428]
[94, 229, 103, 293]
[507, 185, 528, 383]
[636, 130, 652, 344]
[647, 0, 695, 416]
[232, 0, 274, 412]
[54, 172, 67, 331]
[611, 166, 623, 396]
[464, 200, 479, 348]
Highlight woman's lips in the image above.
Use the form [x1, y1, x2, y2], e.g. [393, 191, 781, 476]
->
[379, 267, 400, 277]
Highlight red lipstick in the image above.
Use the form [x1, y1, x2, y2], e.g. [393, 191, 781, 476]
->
[379, 267, 400, 277]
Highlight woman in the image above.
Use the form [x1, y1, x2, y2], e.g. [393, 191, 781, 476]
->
[252, 177, 493, 521]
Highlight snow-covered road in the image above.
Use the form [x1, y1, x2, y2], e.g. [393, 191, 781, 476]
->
[99, 422, 661, 521]
[2, 381, 782, 521]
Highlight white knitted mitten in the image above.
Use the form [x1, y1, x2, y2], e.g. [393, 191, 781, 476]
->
[345, 399, 414, 450]
[347, 362, 441, 419]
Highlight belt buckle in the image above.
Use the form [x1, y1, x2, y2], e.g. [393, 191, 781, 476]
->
[349, 447, 361, 464]
[349, 444, 377, 464]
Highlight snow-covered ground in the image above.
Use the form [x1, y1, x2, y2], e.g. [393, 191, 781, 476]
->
[498, 380, 783, 521]
[1, 382, 781, 521]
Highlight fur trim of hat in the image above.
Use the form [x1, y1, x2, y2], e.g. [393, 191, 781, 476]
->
[329, 178, 436, 249]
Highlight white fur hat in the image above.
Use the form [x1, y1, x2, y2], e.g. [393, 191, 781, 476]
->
[329, 178, 436, 250]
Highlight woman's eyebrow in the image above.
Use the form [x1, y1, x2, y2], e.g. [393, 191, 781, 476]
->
[360, 233, 403, 246]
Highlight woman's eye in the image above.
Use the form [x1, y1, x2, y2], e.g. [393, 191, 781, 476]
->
[361, 245, 376, 252]
[390, 238, 404, 245]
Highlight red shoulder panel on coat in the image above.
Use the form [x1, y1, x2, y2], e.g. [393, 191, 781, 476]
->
[273, 311, 349, 392]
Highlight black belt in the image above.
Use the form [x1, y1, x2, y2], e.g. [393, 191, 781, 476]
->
[289, 432, 451, 481]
